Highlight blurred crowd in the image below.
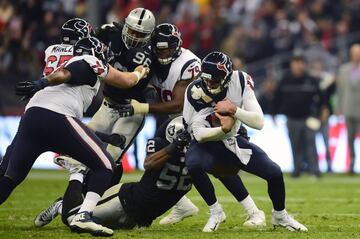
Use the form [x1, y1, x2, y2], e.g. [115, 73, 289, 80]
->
[1, 0, 360, 113]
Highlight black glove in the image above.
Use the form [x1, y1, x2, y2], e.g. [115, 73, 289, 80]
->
[15, 78, 49, 99]
[107, 133, 126, 149]
[116, 101, 135, 117]
[173, 129, 192, 150]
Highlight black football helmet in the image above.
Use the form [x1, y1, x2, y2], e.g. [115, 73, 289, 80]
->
[200, 51, 233, 95]
[61, 18, 93, 45]
[73, 37, 107, 63]
[151, 23, 182, 65]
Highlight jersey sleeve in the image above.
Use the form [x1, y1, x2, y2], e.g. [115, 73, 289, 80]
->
[180, 59, 201, 80]
[81, 55, 109, 80]
[146, 137, 169, 155]
[64, 60, 98, 86]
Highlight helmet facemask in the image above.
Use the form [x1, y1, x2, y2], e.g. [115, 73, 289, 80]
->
[154, 42, 178, 65]
[122, 24, 152, 49]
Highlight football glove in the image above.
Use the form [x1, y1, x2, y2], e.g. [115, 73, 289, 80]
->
[15, 78, 49, 99]
[117, 99, 149, 117]
[107, 133, 126, 149]
[173, 129, 192, 150]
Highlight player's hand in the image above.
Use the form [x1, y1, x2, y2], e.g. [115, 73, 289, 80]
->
[107, 134, 126, 149]
[173, 129, 191, 150]
[134, 65, 150, 80]
[214, 99, 237, 116]
[15, 78, 49, 99]
[215, 112, 235, 133]
[117, 99, 149, 117]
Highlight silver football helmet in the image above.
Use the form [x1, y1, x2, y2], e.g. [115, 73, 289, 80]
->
[122, 8, 155, 49]
[166, 116, 185, 143]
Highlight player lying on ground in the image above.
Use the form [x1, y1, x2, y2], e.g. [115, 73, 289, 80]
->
[183, 51, 308, 232]
[34, 117, 195, 230]
[0, 37, 149, 237]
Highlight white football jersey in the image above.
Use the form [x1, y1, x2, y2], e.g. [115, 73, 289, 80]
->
[183, 70, 254, 140]
[26, 55, 108, 119]
[43, 44, 73, 76]
[151, 48, 200, 102]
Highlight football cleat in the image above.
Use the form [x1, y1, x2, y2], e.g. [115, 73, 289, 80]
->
[34, 197, 63, 227]
[202, 207, 226, 233]
[243, 210, 266, 228]
[70, 211, 113, 237]
[159, 197, 199, 225]
[54, 155, 88, 175]
[272, 210, 308, 232]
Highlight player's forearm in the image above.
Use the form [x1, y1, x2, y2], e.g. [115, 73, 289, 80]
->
[104, 65, 141, 88]
[234, 107, 264, 130]
[144, 144, 178, 170]
[149, 100, 183, 114]
[193, 126, 226, 143]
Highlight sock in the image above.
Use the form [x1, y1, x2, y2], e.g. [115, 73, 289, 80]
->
[78, 191, 100, 213]
[240, 195, 259, 215]
[69, 173, 84, 183]
[176, 196, 190, 207]
[273, 209, 287, 218]
[58, 204, 63, 214]
[209, 201, 222, 213]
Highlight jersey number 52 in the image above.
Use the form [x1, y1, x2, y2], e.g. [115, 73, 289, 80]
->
[156, 162, 191, 191]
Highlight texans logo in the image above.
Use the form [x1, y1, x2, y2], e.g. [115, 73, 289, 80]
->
[216, 63, 227, 74]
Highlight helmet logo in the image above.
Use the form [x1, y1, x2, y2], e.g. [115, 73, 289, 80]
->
[216, 63, 227, 74]
[167, 125, 175, 137]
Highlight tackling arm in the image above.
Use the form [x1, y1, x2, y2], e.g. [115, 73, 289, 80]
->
[104, 65, 149, 88]
[148, 79, 192, 114]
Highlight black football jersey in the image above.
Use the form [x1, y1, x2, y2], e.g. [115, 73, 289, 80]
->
[96, 23, 153, 103]
[118, 137, 192, 227]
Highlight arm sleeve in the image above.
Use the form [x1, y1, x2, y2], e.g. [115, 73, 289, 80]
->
[234, 72, 264, 130]
[192, 123, 226, 142]
[64, 60, 98, 86]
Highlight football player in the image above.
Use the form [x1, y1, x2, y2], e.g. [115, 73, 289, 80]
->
[34, 117, 194, 230]
[183, 51, 308, 232]
[53, 8, 156, 186]
[116, 23, 201, 224]
[0, 37, 149, 237]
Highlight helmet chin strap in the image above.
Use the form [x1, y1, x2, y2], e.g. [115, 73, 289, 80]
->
[207, 86, 222, 95]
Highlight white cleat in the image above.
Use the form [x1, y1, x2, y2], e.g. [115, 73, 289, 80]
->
[159, 197, 199, 225]
[53, 155, 88, 175]
[243, 210, 266, 228]
[272, 210, 308, 232]
[70, 211, 113, 237]
[202, 208, 226, 233]
[34, 197, 63, 227]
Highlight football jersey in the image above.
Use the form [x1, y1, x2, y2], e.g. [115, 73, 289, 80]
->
[118, 137, 192, 227]
[43, 44, 73, 76]
[96, 23, 153, 103]
[183, 70, 253, 139]
[151, 48, 200, 103]
[26, 55, 108, 119]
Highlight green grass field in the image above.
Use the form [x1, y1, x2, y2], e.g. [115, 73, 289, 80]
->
[0, 170, 359, 239]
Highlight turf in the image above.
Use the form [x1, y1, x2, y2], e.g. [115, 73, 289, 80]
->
[0, 170, 359, 239]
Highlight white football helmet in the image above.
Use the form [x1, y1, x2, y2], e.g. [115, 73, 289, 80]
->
[166, 116, 185, 143]
[122, 8, 155, 49]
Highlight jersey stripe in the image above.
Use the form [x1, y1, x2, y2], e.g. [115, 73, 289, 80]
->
[137, 9, 146, 25]
[65, 116, 113, 170]
[238, 71, 245, 96]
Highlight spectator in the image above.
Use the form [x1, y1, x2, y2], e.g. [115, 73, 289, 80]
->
[273, 54, 326, 178]
[335, 44, 360, 174]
